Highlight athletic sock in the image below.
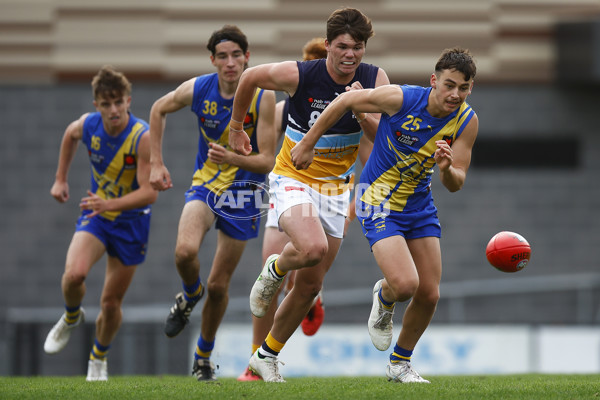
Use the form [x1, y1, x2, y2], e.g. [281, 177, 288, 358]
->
[268, 258, 286, 280]
[64, 304, 81, 325]
[90, 338, 111, 361]
[378, 290, 395, 310]
[194, 335, 214, 360]
[257, 332, 285, 358]
[183, 278, 203, 304]
[390, 344, 412, 364]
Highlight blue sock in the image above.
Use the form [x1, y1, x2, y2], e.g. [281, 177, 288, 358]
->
[90, 338, 111, 361]
[64, 304, 81, 325]
[194, 335, 214, 361]
[390, 344, 412, 364]
[378, 290, 394, 309]
[183, 278, 203, 303]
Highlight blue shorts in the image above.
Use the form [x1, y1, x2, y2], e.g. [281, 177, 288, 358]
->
[357, 200, 441, 248]
[185, 185, 261, 241]
[75, 211, 151, 266]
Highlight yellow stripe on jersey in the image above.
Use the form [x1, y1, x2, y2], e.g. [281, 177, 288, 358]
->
[360, 106, 467, 212]
[91, 122, 145, 221]
[192, 126, 239, 192]
[273, 131, 360, 195]
[192, 90, 261, 193]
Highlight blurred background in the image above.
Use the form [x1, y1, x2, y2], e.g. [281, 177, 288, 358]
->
[1, 0, 600, 378]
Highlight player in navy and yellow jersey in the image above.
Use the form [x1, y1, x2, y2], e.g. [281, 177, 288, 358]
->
[238, 36, 331, 382]
[229, 8, 389, 382]
[148, 25, 277, 381]
[293, 47, 479, 383]
[44, 66, 158, 382]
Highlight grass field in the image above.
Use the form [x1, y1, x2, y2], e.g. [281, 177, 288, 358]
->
[1, 375, 598, 400]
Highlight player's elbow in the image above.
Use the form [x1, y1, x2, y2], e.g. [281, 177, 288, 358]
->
[444, 179, 464, 193]
[263, 154, 276, 173]
[144, 187, 159, 205]
[255, 154, 276, 174]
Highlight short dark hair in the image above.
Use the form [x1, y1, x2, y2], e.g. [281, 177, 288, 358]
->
[435, 47, 477, 81]
[326, 8, 374, 45]
[206, 25, 249, 55]
[91, 65, 131, 100]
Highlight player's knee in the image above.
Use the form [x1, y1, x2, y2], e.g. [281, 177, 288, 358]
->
[206, 280, 228, 302]
[415, 287, 440, 309]
[99, 297, 122, 318]
[388, 277, 419, 302]
[61, 269, 86, 287]
[174, 243, 198, 266]
[301, 242, 328, 267]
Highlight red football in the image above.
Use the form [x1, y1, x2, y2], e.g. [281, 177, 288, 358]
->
[485, 231, 531, 273]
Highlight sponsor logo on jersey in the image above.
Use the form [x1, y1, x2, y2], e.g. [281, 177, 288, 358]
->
[123, 154, 136, 169]
[201, 116, 221, 129]
[308, 97, 331, 110]
[395, 132, 419, 146]
[88, 151, 104, 164]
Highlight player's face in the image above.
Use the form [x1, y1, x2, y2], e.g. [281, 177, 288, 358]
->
[94, 94, 131, 135]
[211, 40, 249, 84]
[430, 69, 473, 116]
[326, 33, 365, 77]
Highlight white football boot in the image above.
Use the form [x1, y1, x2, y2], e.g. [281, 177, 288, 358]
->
[44, 308, 85, 354]
[368, 279, 394, 351]
[386, 361, 430, 383]
[248, 350, 285, 382]
[249, 254, 283, 318]
[86, 359, 108, 382]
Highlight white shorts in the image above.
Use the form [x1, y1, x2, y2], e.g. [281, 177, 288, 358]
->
[268, 172, 349, 239]
[265, 204, 278, 228]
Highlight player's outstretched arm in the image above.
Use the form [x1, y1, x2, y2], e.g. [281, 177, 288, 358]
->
[149, 78, 194, 191]
[230, 61, 298, 155]
[51, 114, 87, 203]
[292, 85, 403, 170]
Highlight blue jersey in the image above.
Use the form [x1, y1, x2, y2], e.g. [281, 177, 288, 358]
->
[190, 73, 266, 192]
[273, 59, 379, 194]
[359, 85, 475, 213]
[82, 112, 150, 221]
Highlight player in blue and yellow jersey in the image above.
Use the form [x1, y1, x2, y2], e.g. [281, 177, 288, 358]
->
[229, 8, 389, 382]
[293, 47, 479, 383]
[148, 25, 277, 381]
[44, 66, 158, 381]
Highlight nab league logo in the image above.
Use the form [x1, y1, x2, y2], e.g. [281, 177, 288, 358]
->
[308, 97, 330, 110]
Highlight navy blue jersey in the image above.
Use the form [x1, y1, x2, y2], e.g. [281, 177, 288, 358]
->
[273, 59, 379, 193]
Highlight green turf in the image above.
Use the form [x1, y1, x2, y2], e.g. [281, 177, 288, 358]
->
[1, 375, 598, 400]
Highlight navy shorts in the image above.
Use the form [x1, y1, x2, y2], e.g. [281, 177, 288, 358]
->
[185, 185, 261, 241]
[75, 211, 151, 266]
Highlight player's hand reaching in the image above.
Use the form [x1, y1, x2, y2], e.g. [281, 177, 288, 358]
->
[346, 81, 364, 92]
[208, 142, 231, 165]
[50, 180, 70, 203]
[290, 140, 314, 170]
[79, 190, 108, 218]
[149, 162, 173, 191]
[434, 140, 453, 171]
[229, 128, 252, 156]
